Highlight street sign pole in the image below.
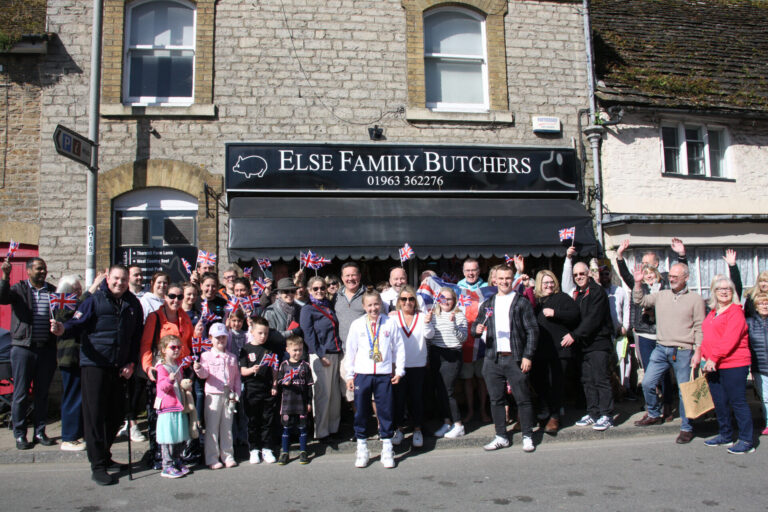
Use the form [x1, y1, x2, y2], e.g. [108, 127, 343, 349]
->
[86, 0, 103, 287]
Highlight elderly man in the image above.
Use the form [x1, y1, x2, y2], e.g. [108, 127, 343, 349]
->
[632, 262, 705, 444]
[52, 264, 144, 485]
[473, 266, 538, 452]
[0, 258, 58, 450]
[563, 262, 616, 431]
[218, 266, 239, 299]
[381, 266, 425, 313]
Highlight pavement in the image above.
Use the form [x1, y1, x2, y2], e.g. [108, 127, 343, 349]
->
[1, 393, 763, 465]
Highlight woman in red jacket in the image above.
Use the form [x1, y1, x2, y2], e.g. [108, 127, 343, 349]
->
[701, 275, 754, 454]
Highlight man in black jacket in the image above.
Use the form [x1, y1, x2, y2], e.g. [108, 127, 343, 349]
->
[473, 266, 539, 453]
[52, 264, 143, 486]
[562, 262, 615, 431]
[0, 258, 58, 450]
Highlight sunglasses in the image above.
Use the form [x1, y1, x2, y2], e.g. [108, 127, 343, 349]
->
[167, 293, 182, 300]
[280, 290, 296, 294]
[168, 345, 181, 350]
[399, 297, 416, 303]
[312, 286, 327, 291]
[574, 272, 588, 277]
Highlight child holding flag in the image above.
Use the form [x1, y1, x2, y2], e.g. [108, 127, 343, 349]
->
[275, 335, 314, 465]
[239, 317, 279, 464]
[154, 334, 191, 479]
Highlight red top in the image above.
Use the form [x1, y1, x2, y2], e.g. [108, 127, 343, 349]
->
[702, 303, 751, 369]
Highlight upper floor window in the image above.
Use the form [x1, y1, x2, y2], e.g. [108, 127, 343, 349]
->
[423, 8, 488, 113]
[123, 0, 196, 106]
[661, 123, 728, 178]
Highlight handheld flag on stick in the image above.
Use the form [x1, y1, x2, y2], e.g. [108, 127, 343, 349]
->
[225, 296, 241, 313]
[197, 250, 217, 268]
[243, 267, 253, 279]
[399, 243, 415, 265]
[6, 240, 19, 260]
[483, 307, 494, 326]
[559, 227, 576, 247]
[182, 258, 193, 276]
[260, 353, 279, 370]
[49, 292, 78, 313]
[191, 337, 213, 354]
[257, 259, 271, 271]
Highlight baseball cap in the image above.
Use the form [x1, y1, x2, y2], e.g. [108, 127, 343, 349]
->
[209, 322, 228, 338]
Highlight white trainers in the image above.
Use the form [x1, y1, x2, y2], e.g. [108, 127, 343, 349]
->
[391, 429, 404, 446]
[381, 441, 395, 469]
[129, 424, 146, 442]
[434, 423, 452, 438]
[60, 440, 86, 451]
[355, 442, 369, 468]
[412, 430, 424, 448]
[522, 436, 535, 453]
[592, 415, 613, 431]
[575, 414, 596, 427]
[261, 448, 276, 464]
[117, 421, 129, 438]
[249, 449, 261, 464]
[483, 435, 510, 451]
[444, 423, 465, 439]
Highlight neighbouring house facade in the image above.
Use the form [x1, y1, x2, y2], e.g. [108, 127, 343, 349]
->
[591, 0, 768, 298]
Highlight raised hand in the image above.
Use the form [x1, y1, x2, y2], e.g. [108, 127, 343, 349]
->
[670, 238, 686, 257]
[566, 246, 576, 259]
[617, 239, 630, 259]
[513, 254, 524, 273]
[723, 249, 737, 267]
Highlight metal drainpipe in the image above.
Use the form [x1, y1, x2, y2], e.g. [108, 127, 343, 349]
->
[85, 0, 103, 287]
[581, 0, 605, 252]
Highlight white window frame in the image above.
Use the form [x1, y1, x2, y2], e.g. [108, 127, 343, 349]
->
[660, 121, 729, 178]
[123, 0, 196, 106]
[423, 7, 489, 113]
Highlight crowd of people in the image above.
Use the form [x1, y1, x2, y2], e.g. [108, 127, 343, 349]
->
[1, 236, 766, 485]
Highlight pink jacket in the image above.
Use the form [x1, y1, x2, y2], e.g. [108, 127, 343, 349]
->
[194, 348, 241, 396]
[155, 362, 183, 413]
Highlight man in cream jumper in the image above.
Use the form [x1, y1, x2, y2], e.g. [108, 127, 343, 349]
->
[632, 262, 705, 444]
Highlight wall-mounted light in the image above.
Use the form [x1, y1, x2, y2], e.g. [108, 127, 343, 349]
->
[368, 125, 385, 141]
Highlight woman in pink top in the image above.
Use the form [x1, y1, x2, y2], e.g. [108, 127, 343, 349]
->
[701, 275, 754, 454]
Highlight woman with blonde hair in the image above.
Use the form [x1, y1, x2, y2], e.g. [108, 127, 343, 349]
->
[530, 270, 579, 433]
[426, 287, 468, 438]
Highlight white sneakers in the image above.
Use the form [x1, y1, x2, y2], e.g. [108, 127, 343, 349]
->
[249, 449, 261, 464]
[60, 440, 86, 451]
[412, 430, 424, 448]
[434, 423, 452, 438]
[391, 429, 404, 446]
[261, 448, 276, 464]
[444, 423, 465, 439]
[355, 441, 370, 468]
[381, 439, 395, 469]
[130, 424, 146, 442]
[522, 436, 535, 453]
[117, 421, 129, 438]
[483, 435, 510, 451]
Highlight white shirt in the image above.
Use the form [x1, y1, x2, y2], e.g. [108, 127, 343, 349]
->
[493, 292, 515, 353]
[605, 284, 630, 334]
[345, 315, 406, 379]
[390, 310, 435, 367]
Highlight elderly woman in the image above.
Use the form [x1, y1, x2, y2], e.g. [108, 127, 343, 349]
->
[139, 282, 194, 469]
[530, 270, 579, 434]
[747, 292, 768, 437]
[139, 271, 170, 321]
[263, 277, 303, 346]
[426, 287, 468, 439]
[390, 285, 434, 448]
[300, 276, 342, 441]
[701, 275, 754, 454]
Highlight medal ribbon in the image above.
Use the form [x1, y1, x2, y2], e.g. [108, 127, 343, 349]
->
[366, 315, 382, 361]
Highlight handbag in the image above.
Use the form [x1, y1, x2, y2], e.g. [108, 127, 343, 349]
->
[679, 367, 715, 419]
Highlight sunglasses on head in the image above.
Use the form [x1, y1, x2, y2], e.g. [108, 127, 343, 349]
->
[399, 296, 416, 303]
[167, 293, 182, 300]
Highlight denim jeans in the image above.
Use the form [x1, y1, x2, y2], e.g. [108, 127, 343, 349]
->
[707, 365, 753, 444]
[753, 372, 768, 424]
[642, 345, 693, 432]
[636, 335, 674, 405]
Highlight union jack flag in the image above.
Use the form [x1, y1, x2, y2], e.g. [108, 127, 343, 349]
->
[505, 254, 514, 265]
[308, 254, 331, 270]
[197, 250, 217, 267]
[201, 311, 221, 325]
[484, 307, 494, 322]
[299, 251, 313, 270]
[260, 353, 279, 370]
[399, 243, 415, 262]
[240, 295, 260, 313]
[6, 240, 19, 260]
[225, 296, 241, 312]
[558, 226, 575, 242]
[201, 299, 210, 316]
[49, 292, 78, 312]
[252, 278, 268, 293]
[243, 267, 253, 279]
[458, 294, 472, 308]
[179, 354, 199, 371]
[435, 294, 447, 305]
[281, 367, 299, 384]
[181, 258, 193, 276]
[191, 337, 213, 354]
[257, 259, 271, 271]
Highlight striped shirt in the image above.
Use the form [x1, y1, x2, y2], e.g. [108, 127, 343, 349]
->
[428, 310, 468, 350]
[29, 281, 51, 346]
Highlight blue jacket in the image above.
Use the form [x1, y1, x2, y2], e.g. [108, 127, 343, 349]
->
[747, 315, 768, 374]
[63, 281, 143, 368]
[300, 302, 341, 358]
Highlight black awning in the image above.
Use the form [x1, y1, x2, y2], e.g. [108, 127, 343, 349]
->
[228, 197, 597, 262]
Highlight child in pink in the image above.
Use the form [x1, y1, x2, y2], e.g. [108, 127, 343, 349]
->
[193, 323, 241, 469]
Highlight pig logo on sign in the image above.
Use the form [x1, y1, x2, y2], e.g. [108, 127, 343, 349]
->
[232, 155, 269, 179]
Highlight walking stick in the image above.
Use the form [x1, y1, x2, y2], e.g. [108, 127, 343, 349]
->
[124, 380, 133, 481]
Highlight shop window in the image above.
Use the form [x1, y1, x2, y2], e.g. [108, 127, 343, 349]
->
[661, 123, 728, 178]
[424, 7, 488, 112]
[123, 0, 196, 105]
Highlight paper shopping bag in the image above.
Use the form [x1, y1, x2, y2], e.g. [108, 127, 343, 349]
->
[679, 369, 714, 419]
